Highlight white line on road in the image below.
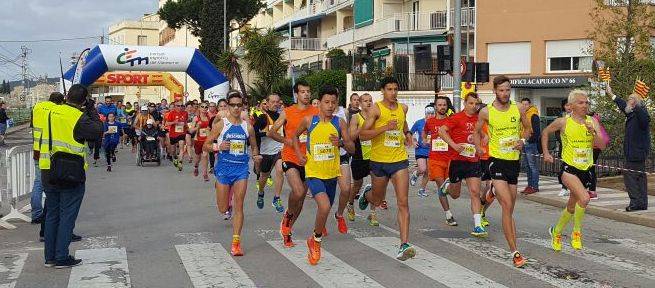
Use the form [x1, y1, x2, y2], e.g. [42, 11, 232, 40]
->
[175, 243, 256, 288]
[0, 253, 27, 288]
[522, 237, 655, 280]
[607, 238, 655, 257]
[357, 237, 506, 288]
[439, 238, 604, 288]
[68, 247, 131, 288]
[266, 240, 384, 288]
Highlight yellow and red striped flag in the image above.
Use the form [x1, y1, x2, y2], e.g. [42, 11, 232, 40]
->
[634, 79, 650, 99]
[598, 67, 611, 82]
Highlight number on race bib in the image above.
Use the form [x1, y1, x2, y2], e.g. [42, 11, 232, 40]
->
[313, 143, 335, 161]
[360, 140, 372, 147]
[108, 126, 118, 134]
[146, 136, 156, 141]
[384, 130, 402, 147]
[573, 148, 591, 165]
[499, 136, 519, 153]
[230, 140, 246, 155]
[431, 138, 448, 152]
[175, 124, 184, 133]
[459, 144, 476, 158]
[199, 128, 208, 137]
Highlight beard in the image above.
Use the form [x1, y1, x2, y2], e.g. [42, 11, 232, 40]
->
[496, 96, 509, 105]
[625, 105, 635, 114]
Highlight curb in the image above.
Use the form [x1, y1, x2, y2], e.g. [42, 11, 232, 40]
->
[521, 193, 655, 229]
[6, 123, 30, 135]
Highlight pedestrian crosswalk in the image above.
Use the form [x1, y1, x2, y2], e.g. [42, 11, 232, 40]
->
[2, 231, 655, 288]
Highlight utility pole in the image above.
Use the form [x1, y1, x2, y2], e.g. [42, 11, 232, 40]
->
[223, 0, 227, 51]
[452, 0, 462, 112]
[20, 45, 31, 108]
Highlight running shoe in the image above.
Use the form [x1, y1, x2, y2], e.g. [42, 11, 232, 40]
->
[588, 190, 599, 200]
[272, 197, 284, 213]
[107, 165, 112, 172]
[346, 203, 356, 221]
[558, 188, 569, 197]
[358, 188, 370, 210]
[112, 155, 117, 163]
[93, 160, 98, 167]
[417, 188, 427, 197]
[257, 192, 264, 209]
[173, 159, 179, 167]
[410, 170, 418, 186]
[571, 231, 583, 250]
[446, 216, 458, 226]
[380, 200, 388, 210]
[481, 215, 489, 228]
[367, 212, 379, 226]
[266, 177, 273, 187]
[438, 178, 451, 196]
[512, 251, 527, 268]
[193, 166, 199, 177]
[396, 243, 417, 261]
[471, 226, 488, 238]
[203, 174, 209, 182]
[177, 162, 183, 172]
[335, 214, 348, 234]
[223, 207, 232, 220]
[307, 236, 321, 265]
[280, 213, 294, 247]
[549, 226, 562, 252]
[231, 241, 243, 256]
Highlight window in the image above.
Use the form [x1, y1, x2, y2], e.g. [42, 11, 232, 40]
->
[546, 39, 592, 72]
[137, 35, 147, 46]
[487, 42, 531, 74]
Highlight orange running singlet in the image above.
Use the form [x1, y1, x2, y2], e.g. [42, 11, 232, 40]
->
[281, 105, 319, 165]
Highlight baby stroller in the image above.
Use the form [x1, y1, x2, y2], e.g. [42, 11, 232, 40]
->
[136, 126, 161, 166]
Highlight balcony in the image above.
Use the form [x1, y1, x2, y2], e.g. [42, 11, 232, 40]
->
[281, 37, 325, 51]
[273, 1, 328, 29]
[449, 7, 476, 28]
[324, 0, 353, 14]
[352, 73, 453, 92]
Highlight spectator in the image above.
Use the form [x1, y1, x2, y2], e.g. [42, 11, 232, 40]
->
[520, 98, 541, 194]
[607, 84, 650, 212]
[0, 102, 8, 145]
[588, 111, 610, 200]
[347, 93, 360, 121]
[97, 96, 117, 118]
[158, 99, 168, 112]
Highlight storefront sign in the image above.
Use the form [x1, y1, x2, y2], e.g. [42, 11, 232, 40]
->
[510, 76, 589, 88]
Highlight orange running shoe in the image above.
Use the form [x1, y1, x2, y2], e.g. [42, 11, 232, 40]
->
[307, 236, 321, 265]
[322, 227, 328, 237]
[335, 214, 347, 234]
[231, 241, 243, 256]
[512, 251, 527, 268]
[280, 213, 295, 247]
[380, 200, 388, 210]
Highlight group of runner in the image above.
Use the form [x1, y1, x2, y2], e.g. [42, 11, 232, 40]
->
[94, 74, 602, 269]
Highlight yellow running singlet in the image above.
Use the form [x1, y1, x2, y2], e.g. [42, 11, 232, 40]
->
[370, 101, 408, 163]
[357, 113, 372, 160]
[488, 103, 522, 160]
[305, 116, 341, 179]
[561, 116, 594, 170]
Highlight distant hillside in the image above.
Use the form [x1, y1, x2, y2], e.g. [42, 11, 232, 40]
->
[6, 77, 59, 89]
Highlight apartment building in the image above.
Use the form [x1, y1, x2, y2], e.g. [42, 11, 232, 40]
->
[106, 14, 164, 104]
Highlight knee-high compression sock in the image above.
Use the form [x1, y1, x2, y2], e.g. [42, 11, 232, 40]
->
[573, 204, 586, 233]
[553, 209, 573, 234]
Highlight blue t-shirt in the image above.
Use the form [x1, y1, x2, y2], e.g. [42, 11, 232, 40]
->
[103, 121, 124, 144]
[98, 104, 118, 118]
[410, 118, 429, 157]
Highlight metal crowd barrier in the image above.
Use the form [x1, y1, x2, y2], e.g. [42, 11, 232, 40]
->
[0, 145, 34, 229]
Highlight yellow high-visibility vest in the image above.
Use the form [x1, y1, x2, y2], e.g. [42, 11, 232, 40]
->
[40, 104, 87, 170]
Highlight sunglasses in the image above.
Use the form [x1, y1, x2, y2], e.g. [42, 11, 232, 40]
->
[200, 105, 208, 108]
[228, 103, 243, 108]
[175, 105, 184, 107]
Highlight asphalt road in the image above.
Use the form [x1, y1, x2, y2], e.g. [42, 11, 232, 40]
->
[1, 147, 654, 288]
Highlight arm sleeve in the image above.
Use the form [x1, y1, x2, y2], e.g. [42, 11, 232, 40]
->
[635, 106, 651, 129]
[614, 98, 627, 115]
[74, 110, 104, 143]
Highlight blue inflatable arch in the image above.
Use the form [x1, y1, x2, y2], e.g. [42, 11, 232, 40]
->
[63, 45, 229, 101]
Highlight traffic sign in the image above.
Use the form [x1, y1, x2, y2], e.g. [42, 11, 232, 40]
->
[460, 59, 467, 77]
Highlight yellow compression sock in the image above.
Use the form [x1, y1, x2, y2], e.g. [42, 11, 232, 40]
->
[232, 235, 240, 243]
[573, 204, 586, 233]
[553, 209, 573, 234]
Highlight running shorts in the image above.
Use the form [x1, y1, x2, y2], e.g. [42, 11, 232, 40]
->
[428, 158, 449, 181]
[282, 161, 306, 182]
[260, 153, 281, 174]
[169, 134, 186, 145]
[215, 162, 249, 186]
[370, 160, 409, 178]
[350, 159, 370, 181]
[488, 157, 520, 185]
[561, 162, 592, 189]
[307, 177, 338, 205]
[448, 160, 481, 184]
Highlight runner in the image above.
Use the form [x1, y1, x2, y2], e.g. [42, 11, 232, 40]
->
[341, 93, 378, 226]
[253, 94, 286, 212]
[190, 102, 211, 181]
[477, 101, 494, 228]
[358, 77, 417, 261]
[410, 105, 433, 197]
[311, 98, 319, 107]
[291, 85, 355, 265]
[185, 101, 197, 164]
[541, 90, 605, 251]
[423, 96, 456, 226]
[165, 100, 189, 171]
[438, 92, 485, 237]
[473, 75, 531, 268]
[102, 113, 123, 172]
[333, 104, 353, 234]
[203, 91, 261, 256]
[267, 80, 318, 247]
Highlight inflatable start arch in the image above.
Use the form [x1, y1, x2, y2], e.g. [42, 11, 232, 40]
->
[63, 45, 228, 101]
[92, 72, 185, 101]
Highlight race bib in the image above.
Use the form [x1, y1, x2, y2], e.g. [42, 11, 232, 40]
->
[299, 133, 308, 143]
[313, 143, 335, 161]
[499, 136, 519, 153]
[187, 123, 194, 129]
[459, 143, 476, 158]
[573, 148, 591, 165]
[360, 140, 372, 147]
[199, 128, 208, 137]
[384, 130, 402, 147]
[431, 138, 448, 152]
[118, 117, 126, 123]
[108, 126, 118, 134]
[230, 140, 246, 155]
[174, 124, 184, 133]
[145, 136, 156, 141]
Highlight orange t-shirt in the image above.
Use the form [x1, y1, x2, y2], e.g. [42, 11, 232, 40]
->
[281, 105, 319, 165]
[480, 122, 490, 160]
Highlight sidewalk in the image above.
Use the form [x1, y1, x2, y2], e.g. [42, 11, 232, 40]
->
[518, 175, 655, 228]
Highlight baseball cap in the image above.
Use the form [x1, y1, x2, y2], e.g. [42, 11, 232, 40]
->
[425, 106, 435, 114]
[141, 105, 148, 111]
[146, 119, 154, 125]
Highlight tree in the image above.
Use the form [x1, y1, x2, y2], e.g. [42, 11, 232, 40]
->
[589, 0, 655, 152]
[242, 28, 288, 102]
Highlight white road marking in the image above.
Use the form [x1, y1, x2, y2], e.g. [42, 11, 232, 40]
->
[522, 237, 655, 280]
[175, 243, 255, 288]
[0, 253, 27, 288]
[267, 240, 384, 288]
[357, 237, 506, 288]
[439, 238, 604, 288]
[68, 247, 131, 288]
[607, 238, 655, 257]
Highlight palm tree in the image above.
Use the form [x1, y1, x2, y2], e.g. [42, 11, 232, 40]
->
[241, 28, 288, 101]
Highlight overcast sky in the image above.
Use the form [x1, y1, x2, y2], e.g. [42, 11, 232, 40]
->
[0, 0, 156, 82]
